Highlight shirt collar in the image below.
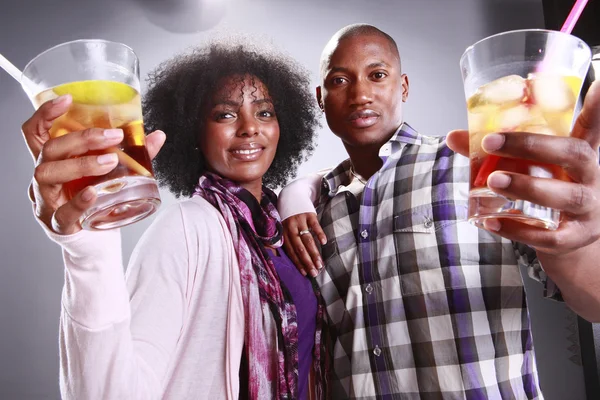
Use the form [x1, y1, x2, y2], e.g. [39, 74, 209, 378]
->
[323, 122, 421, 196]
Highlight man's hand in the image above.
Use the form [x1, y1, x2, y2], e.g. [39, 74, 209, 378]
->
[447, 81, 600, 255]
[282, 213, 327, 277]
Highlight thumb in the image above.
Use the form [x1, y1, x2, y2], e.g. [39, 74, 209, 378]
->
[51, 186, 97, 234]
[446, 129, 470, 157]
[571, 81, 600, 149]
[146, 130, 166, 161]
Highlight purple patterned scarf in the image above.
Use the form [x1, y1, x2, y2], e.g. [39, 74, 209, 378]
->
[194, 173, 327, 399]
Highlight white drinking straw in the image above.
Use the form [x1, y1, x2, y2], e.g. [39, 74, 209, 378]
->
[0, 51, 151, 176]
[0, 52, 41, 97]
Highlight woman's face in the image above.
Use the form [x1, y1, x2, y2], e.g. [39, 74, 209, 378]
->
[200, 75, 280, 190]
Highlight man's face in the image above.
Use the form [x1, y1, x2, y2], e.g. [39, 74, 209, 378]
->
[318, 34, 409, 149]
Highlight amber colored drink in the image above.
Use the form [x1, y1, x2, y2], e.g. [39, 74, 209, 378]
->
[33, 80, 160, 229]
[466, 73, 581, 228]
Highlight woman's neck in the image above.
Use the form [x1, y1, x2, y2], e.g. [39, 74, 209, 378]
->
[240, 180, 263, 202]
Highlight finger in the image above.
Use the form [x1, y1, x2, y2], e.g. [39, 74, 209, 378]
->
[299, 231, 324, 272]
[51, 186, 98, 234]
[291, 232, 319, 278]
[21, 95, 72, 161]
[146, 130, 166, 160]
[487, 171, 595, 215]
[283, 218, 309, 276]
[283, 233, 307, 277]
[40, 128, 124, 162]
[482, 132, 598, 184]
[481, 217, 595, 254]
[34, 153, 119, 186]
[307, 213, 327, 245]
[572, 81, 600, 148]
[446, 129, 469, 157]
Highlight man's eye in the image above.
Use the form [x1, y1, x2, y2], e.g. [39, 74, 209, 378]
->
[372, 72, 387, 80]
[332, 77, 347, 85]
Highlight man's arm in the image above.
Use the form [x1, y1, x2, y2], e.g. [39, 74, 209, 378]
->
[447, 81, 600, 322]
[538, 244, 600, 322]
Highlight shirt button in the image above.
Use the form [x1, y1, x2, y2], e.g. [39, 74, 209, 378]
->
[424, 217, 433, 229]
[365, 284, 373, 294]
[373, 345, 382, 357]
[360, 230, 369, 239]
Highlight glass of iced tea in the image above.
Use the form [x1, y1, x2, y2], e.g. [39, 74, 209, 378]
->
[22, 39, 161, 230]
[460, 29, 591, 230]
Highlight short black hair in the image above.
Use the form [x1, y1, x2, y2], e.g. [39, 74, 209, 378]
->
[143, 40, 320, 198]
[320, 24, 401, 80]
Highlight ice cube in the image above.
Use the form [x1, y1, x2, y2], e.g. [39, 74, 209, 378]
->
[481, 75, 527, 105]
[543, 111, 573, 136]
[519, 125, 556, 136]
[498, 104, 530, 130]
[530, 75, 575, 112]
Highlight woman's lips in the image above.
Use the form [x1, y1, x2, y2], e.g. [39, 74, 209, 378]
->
[230, 147, 264, 161]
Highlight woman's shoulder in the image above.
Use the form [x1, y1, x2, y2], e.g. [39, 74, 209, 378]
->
[147, 196, 229, 241]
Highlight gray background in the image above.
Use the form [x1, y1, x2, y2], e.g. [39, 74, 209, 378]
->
[0, 0, 588, 398]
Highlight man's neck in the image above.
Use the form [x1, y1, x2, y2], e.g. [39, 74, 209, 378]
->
[344, 125, 401, 179]
[345, 144, 383, 180]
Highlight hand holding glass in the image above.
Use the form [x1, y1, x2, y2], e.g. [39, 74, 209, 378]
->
[460, 29, 592, 230]
[22, 40, 161, 230]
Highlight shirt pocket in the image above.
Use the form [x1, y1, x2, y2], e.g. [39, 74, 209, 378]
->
[392, 201, 469, 296]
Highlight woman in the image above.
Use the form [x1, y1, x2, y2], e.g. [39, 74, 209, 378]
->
[22, 40, 325, 399]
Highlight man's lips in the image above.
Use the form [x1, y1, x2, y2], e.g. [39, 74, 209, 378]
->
[348, 109, 380, 128]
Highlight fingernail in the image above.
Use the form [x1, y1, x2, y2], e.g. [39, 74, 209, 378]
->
[320, 238, 327, 245]
[482, 133, 505, 152]
[318, 259, 324, 270]
[488, 172, 511, 189]
[300, 270, 307, 277]
[104, 129, 123, 139]
[81, 186, 95, 202]
[53, 94, 71, 104]
[97, 153, 118, 165]
[310, 269, 318, 278]
[483, 219, 502, 232]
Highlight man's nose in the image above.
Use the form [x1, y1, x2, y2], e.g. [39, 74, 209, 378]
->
[349, 79, 373, 105]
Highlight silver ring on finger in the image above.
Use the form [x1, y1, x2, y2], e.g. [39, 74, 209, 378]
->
[299, 229, 311, 236]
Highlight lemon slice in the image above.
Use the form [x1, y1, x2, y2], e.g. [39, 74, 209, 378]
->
[563, 76, 583, 99]
[53, 80, 138, 105]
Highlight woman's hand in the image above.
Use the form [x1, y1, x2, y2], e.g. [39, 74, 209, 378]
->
[22, 95, 166, 234]
[282, 212, 327, 277]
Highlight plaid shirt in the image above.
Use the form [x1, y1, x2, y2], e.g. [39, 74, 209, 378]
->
[314, 123, 558, 400]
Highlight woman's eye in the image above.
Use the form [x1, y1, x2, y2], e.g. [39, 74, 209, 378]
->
[258, 110, 275, 118]
[216, 112, 234, 120]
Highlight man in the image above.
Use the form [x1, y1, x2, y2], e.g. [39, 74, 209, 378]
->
[279, 24, 600, 399]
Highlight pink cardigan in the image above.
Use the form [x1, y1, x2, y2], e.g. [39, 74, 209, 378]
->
[43, 197, 245, 399]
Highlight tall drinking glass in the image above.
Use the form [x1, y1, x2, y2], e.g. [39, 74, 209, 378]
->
[22, 39, 161, 230]
[460, 29, 591, 230]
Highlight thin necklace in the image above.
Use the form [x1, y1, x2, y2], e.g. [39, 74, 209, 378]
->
[350, 166, 368, 185]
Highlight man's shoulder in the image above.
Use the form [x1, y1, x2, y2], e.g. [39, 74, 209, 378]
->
[396, 131, 469, 169]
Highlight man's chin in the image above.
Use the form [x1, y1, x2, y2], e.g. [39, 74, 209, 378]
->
[337, 129, 394, 149]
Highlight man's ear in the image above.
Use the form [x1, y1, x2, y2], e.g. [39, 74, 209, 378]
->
[316, 86, 324, 111]
[401, 74, 409, 102]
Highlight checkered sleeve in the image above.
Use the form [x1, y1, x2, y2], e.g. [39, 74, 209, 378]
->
[512, 241, 563, 301]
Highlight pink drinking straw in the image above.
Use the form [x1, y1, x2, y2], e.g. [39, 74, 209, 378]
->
[560, 0, 589, 34]
[536, 0, 589, 73]
[474, 0, 591, 187]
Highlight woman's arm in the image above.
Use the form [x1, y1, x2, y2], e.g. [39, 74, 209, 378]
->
[46, 205, 190, 399]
